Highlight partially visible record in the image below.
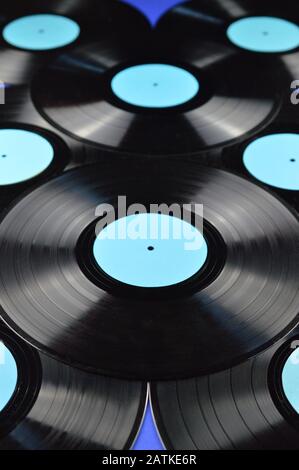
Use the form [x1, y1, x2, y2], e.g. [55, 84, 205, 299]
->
[151, 327, 299, 450]
[32, 34, 278, 156]
[0, 0, 149, 85]
[0, 0, 149, 27]
[0, 322, 146, 450]
[0, 122, 69, 210]
[157, 0, 299, 43]
[222, 117, 299, 212]
[0, 161, 299, 380]
[157, 1, 299, 86]
[0, 85, 113, 214]
[177, 92, 299, 212]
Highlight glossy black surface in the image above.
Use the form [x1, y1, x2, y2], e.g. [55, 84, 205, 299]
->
[0, 0, 149, 85]
[0, 161, 299, 379]
[0, 86, 115, 213]
[157, 0, 299, 39]
[222, 119, 299, 211]
[151, 327, 299, 450]
[33, 34, 278, 155]
[0, 324, 146, 450]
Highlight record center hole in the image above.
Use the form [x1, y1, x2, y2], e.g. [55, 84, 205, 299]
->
[147, 246, 155, 251]
[262, 31, 269, 36]
[153, 83, 158, 87]
[1, 154, 7, 158]
[38, 29, 45, 34]
[290, 158, 296, 162]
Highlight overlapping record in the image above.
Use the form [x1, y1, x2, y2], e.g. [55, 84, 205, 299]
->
[32, 34, 278, 156]
[157, 0, 299, 41]
[0, 0, 149, 85]
[151, 327, 299, 450]
[0, 161, 299, 380]
[157, 1, 299, 90]
[0, 322, 146, 450]
[0, 0, 149, 26]
[2, 0, 299, 455]
[221, 118, 299, 212]
[0, 84, 122, 214]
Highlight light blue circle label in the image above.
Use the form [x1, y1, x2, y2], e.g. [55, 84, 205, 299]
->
[243, 133, 299, 190]
[0, 129, 54, 185]
[93, 213, 208, 288]
[0, 343, 18, 413]
[227, 17, 299, 53]
[282, 347, 299, 414]
[3, 14, 80, 51]
[111, 64, 200, 108]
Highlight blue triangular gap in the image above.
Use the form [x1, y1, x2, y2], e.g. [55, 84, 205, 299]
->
[132, 400, 165, 450]
[120, 0, 188, 27]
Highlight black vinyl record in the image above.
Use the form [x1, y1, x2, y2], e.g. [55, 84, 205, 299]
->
[186, 102, 299, 213]
[0, 322, 146, 450]
[0, 85, 113, 214]
[151, 327, 299, 450]
[32, 34, 278, 156]
[0, 161, 299, 380]
[0, 121, 69, 210]
[157, 0, 299, 40]
[185, 70, 299, 212]
[0, 0, 149, 85]
[157, 1, 299, 90]
[0, 0, 149, 26]
[222, 118, 299, 213]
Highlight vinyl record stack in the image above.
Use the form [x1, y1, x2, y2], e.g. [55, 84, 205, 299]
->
[0, 0, 299, 451]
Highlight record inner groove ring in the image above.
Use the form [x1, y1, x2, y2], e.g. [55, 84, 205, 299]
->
[77, 212, 225, 298]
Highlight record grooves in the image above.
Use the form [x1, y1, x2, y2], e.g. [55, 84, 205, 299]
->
[0, 122, 70, 210]
[0, 161, 299, 380]
[151, 327, 299, 450]
[0, 323, 146, 450]
[0, 0, 149, 85]
[1, 0, 299, 452]
[32, 35, 279, 156]
[157, 0, 299, 99]
[157, 0, 299, 42]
